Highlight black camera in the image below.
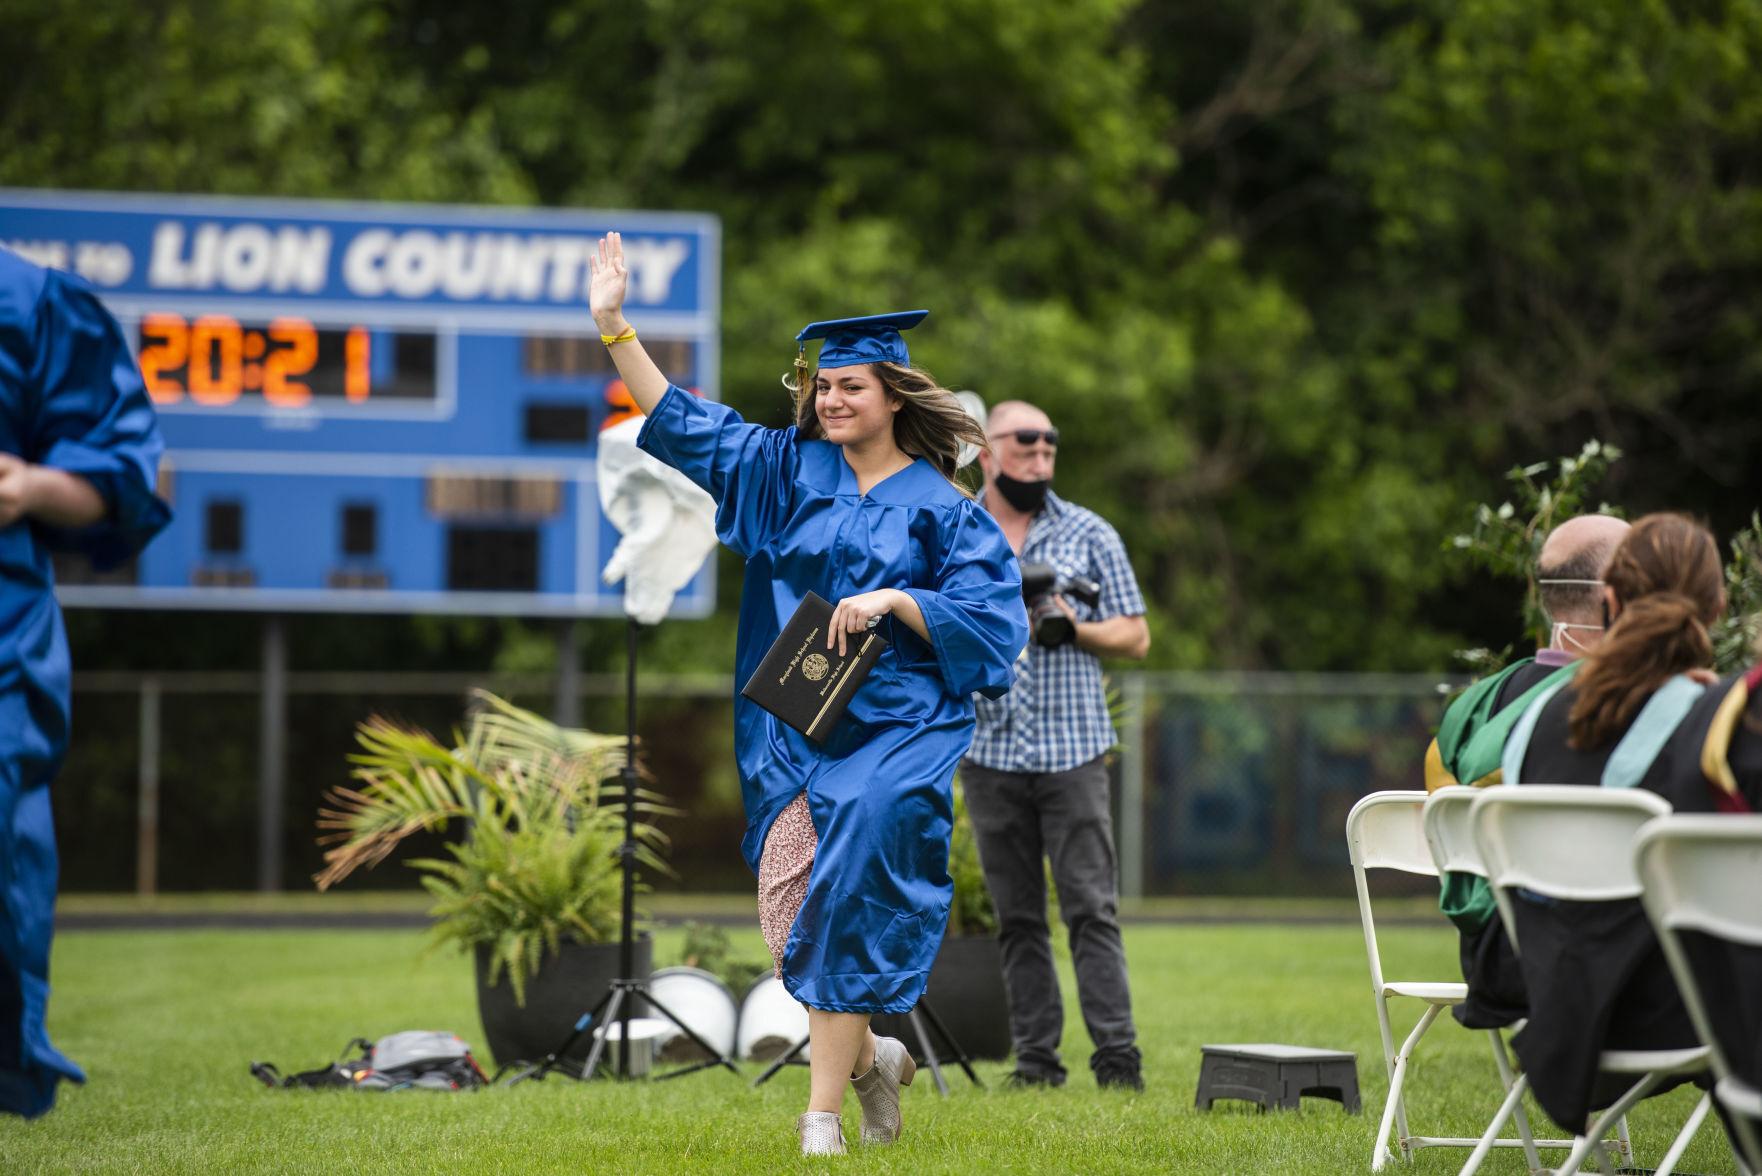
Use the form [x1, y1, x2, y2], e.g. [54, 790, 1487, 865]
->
[1020, 561, 1102, 648]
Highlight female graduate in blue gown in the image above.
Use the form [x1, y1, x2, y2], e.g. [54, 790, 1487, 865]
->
[0, 248, 171, 1117]
[589, 233, 1027, 1153]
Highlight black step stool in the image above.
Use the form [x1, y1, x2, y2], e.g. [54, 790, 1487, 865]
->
[1195, 1044, 1360, 1113]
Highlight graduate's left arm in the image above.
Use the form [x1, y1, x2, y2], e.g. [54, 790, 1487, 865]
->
[0, 454, 105, 528]
[829, 503, 1029, 689]
[916, 502, 1030, 696]
[827, 589, 926, 656]
[24, 271, 171, 564]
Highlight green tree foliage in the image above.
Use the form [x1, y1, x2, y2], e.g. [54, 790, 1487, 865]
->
[1329, 0, 1762, 515]
[1449, 440, 1624, 641]
[1715, 513, 1762, 672]
[7, 0, 1762, 673]
[1, 1, 535, 203]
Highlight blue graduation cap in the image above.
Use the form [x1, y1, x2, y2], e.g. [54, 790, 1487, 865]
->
[795, 309, 929, 370]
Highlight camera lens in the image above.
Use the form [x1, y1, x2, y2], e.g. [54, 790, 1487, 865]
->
[1029, 598, 1075, 647]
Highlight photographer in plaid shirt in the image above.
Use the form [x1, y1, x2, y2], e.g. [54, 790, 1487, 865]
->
[963, 399, 1150, 1091]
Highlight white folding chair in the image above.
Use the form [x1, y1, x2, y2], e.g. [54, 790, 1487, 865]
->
[1471, 786, 1713, 1176]
[1350, 791, 1529, 1170]
[1422, 786, 1580, 1173]
[1636, 814, 1762, 1176]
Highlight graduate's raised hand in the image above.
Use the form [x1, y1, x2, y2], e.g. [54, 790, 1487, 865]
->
[588, 232, 630, 333]
[585, 231, 670, 415]
[828, 590, 899, 657]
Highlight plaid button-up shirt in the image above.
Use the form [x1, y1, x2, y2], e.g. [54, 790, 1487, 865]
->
[968, 490, 1147, 774]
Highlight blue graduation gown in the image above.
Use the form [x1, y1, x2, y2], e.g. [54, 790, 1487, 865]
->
[639, 385, 1027, 1013]
[0, 250, 171, 1117]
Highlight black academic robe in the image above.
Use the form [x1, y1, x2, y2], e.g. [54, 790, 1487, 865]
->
[1508, 682, 1704, 1133]
[1655, 673, 1762, 1099]
[1657, 670, 1762, 813]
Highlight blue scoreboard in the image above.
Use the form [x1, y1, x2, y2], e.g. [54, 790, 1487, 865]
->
[0, 190, 719, 617]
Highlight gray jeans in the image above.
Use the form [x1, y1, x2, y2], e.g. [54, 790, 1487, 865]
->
[961, 755, 1140, 1078]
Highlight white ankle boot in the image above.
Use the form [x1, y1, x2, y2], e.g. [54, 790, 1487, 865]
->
[851, 1036, 916, 1144]
[798, 1110, 847, 1155]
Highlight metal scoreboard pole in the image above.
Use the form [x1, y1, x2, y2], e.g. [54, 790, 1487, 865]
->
[135, 676, 162, 895]
[257, 615, 288, 891]
[554, 618, 582, 728]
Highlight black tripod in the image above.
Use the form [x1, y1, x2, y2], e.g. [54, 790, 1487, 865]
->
[507, 618, 739, 1084]
[749, 996, 984, 1096]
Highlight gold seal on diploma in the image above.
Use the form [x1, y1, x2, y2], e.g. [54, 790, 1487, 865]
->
[802, 653, 830, 682]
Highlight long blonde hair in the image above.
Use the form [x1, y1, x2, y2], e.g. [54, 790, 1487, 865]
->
[785, 361, 986, 485]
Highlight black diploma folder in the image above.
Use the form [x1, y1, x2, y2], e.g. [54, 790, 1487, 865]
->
[740, 592, 888, 743]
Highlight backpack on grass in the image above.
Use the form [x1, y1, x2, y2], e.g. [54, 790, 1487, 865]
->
[250, 1031, 487, 1092]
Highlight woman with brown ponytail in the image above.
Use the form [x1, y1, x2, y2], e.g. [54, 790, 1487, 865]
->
[1494, 512, 1724, 1134]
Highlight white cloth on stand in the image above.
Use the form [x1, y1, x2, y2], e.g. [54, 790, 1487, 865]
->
[596, 415, 718, 624]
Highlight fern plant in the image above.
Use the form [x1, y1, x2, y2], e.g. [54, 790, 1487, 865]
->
[314, 690, 672, 1005]
[1714, 512, 1762, 673]
[1447, 438, 1624, 647]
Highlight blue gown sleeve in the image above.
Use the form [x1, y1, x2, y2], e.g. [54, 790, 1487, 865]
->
[636, 384, 796, 558]
[25, 270, 171, 568]
[903, 499, 1029, 700]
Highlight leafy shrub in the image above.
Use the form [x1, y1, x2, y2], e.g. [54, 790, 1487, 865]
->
[314, 691, 670, 1005]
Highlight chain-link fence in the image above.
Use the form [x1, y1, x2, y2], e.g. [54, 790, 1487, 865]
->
[57, 670, 1453, 899]
[1119, 673, 1453, 899]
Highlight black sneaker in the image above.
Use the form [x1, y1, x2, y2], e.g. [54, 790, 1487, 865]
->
[1095, 1062, 1144, 1091]
[1005, 1068, 1066, 1089]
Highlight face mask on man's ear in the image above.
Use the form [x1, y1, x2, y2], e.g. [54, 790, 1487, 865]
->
[1550, 622, 1604, 653]
[1537, 578, 1612, 647]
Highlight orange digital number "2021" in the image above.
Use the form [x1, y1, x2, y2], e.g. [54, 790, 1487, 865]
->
[139, 313, 351, 408]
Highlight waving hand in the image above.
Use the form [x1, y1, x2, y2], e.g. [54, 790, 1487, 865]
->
[587, 232, 668, 414]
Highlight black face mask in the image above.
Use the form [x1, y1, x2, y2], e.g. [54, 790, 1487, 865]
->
[994, 472, 1051, 513]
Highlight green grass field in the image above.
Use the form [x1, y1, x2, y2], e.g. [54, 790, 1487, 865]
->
[0, 919, 1739, 1174]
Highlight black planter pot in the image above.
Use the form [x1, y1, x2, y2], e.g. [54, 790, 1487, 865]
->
[474, 935, 653, 1068]
[870, 933, 1012, 1061]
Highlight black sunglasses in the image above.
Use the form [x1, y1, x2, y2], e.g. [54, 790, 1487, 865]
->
[990, 428, 1059, 447]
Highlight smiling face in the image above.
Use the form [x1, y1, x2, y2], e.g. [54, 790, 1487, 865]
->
[814, 364, 900, 447]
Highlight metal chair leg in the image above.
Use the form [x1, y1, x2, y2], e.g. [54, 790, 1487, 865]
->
[1733, 1104, 1762, 1176]
[1488, 1029, 1546, 1174]
[1653, 1091, 1713, 1176]
[1462, 1072, 1531, 1176]
[1556, 1072, 1664, 1176]
[1372, 1004, 1442, 1170]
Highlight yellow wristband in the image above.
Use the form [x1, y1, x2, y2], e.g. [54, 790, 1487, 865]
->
[601, 325, 637, 346]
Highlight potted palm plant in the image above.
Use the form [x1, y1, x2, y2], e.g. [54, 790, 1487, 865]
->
[314, 690, 670, 1067]
[871, 777, 1013, 1059]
